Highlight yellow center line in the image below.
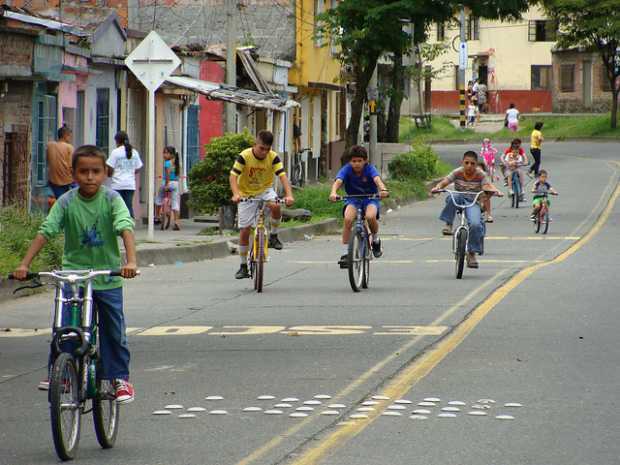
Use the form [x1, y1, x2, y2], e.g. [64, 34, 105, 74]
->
[233, 267, 510, 465]
[289, 183, 620, 465]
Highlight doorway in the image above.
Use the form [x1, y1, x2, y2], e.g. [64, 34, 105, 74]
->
[582, 60, 592, 109]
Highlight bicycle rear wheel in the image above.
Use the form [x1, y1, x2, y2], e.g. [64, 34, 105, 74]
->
[255, 229, 265, 293]
[93, 376, 119, 449]
[50, 352, 81, 461]
[347, 232, 363, 292]
[455, 229, 467, 279]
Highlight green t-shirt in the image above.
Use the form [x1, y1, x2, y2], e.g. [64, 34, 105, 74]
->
[39, 186, 134, 290]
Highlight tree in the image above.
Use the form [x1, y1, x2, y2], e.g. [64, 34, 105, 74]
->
[541, 0, 620, 128]
[321, 0, 530, 147]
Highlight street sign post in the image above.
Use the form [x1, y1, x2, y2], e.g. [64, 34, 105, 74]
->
[459, 41, 468, 71]
[125, 31, 181, 241]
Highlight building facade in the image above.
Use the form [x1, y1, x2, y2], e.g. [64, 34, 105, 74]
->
[427, 6, 556, 114]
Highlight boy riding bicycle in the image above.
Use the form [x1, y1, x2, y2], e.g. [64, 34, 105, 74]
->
[431, 151, 503, 269]
[530, 169, 558, 220]
[230, 130, 294, 279]
[13, 145, 138, 403]
[329, 145, 389, 268]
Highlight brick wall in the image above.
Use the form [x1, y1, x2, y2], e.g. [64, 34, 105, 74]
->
[0, 81, 33, 208]
[552, 50, 620, 113]
[128, 0, 296, 61]
[0, 32, 34, 74]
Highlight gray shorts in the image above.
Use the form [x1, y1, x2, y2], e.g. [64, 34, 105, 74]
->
[238, 188, 278, 228]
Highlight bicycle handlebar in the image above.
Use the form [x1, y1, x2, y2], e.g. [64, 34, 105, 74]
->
[434, 189, 494, 209]
[333, 194, 384, 201]
[8, 269, 139, 282]
[239, 197, 286, 204]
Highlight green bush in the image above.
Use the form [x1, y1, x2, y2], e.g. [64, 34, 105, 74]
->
[188, 131, 254, 214]
[0, 207, 63, 275]
[388, 144, 439, 181]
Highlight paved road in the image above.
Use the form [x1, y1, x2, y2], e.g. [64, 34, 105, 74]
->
[1, 142, 618, 465]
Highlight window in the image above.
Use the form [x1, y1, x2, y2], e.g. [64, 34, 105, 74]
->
[330, 0, 338, 56]
[528, 20, 558, 42]
[96, 88, 110, 154]
[467, 16, 479, 41]
[531, 65, 552, 90]
[436, 22, 445, 42]
[314, 0, 325, 47]
[75, 91, 85, 147]
[560, 64, 575, 92]
[186, 105, 200, 173]
[34, 93, 57, 187]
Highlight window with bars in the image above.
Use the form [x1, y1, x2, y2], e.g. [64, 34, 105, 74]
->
[96, 88, 110, 154]
[531, 65, 552, 90]
[560, 64, 575, 92]
[528, 20, 558, 42]
[437, 22, 445, 42]
[314, 0, 325, 47]
[186, 105, 200, 173]
[34, 95, 58, 187]
[467, 16, 479, 40]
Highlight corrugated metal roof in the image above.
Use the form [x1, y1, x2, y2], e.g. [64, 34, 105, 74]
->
[166, 76, 299, 111]
[1, 10, 89, 37]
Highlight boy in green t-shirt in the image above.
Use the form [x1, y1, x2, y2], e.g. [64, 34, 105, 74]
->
[14, 145, 138, 403]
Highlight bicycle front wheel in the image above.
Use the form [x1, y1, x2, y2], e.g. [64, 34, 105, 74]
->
[362, 240, 370, 289]
[50, 352, 81, 461]
[542, 210, 550, 234]
[534, 211, 542, 233]
[455, 229, 467, 279]
[347, 232, 364, 292]
[93, 377, 119, 449]
[255, 228, 265, 293]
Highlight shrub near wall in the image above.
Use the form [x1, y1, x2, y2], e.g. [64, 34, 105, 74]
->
[388, 144, 439, 181]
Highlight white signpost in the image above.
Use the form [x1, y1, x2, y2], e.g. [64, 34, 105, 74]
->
[459, 41, 468, 71]
[125, 31, 181, 241]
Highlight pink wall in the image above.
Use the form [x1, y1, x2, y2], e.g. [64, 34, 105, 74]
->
[431, 90, 553, 113]
[199, 60, 225, 158]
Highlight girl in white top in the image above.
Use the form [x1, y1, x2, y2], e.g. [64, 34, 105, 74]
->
[107, 131, 143, 218]
[505, 103, 520, 132]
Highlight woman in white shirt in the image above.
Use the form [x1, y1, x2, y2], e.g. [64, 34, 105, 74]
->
[107, 131, 143, 218]
[505, 103, 520, 132]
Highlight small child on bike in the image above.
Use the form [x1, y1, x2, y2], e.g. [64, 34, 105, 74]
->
[229, 130, 294, 280]
[530, 169, 558, 220]
[480, 138, 498, 180]
[13, 145, 138, 403]
[329, 145, 389, 268]
[502, 138, 528, 199]
[477, 160, 494, 223]
[431, 151, 503, 269]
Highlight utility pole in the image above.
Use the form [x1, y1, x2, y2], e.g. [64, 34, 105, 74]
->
[368, 65, 378, 166]
[458, 5, 467, 130]
[226, 0, 237, 133]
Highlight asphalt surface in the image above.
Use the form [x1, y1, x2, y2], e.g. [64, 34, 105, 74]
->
[0, 142, 618, 465]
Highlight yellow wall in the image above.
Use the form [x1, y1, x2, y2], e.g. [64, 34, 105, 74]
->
[289, 0, 341, 87]
[428, 6, 554, 91]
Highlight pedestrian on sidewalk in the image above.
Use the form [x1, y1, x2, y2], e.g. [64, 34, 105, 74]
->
[529, 122, 544, 178]
[467, 102, 478, 127]
[504, 103, 520, 132]
[46, 125, 75, 199]
[106, 131, 143, 218]
[155, 146, 182, 230]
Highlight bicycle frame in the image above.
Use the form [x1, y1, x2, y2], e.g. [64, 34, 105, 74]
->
[251, 200, 269, 264]
[441, 190, 485, 254]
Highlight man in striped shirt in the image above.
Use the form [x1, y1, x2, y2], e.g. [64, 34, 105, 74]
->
[432, 151, 503, 268]
[230, 130, 294, 279]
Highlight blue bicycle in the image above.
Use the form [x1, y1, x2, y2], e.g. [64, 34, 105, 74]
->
[508, 163, 526, 208]
[335, 194, 381, 292]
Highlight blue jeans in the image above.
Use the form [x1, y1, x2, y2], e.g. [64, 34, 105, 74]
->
[50, 287, 130, 381]
[49, 182, 75, 199]
[115, 189, 135, 218]
[439, 194, 484, 254]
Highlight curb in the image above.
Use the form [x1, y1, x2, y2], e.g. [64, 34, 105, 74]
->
[426, 138, 619, 145]
[136, 218, 339, 267]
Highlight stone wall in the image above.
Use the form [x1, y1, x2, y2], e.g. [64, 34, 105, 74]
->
[128, 0, 296, 61]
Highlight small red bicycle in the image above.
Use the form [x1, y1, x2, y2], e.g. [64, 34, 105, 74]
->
[533, 192, 558, 234]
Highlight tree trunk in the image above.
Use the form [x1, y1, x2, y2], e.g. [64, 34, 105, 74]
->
[385, 51, 405, 143]
[612, 88, 619, 129]
[345, 55, 380, 148]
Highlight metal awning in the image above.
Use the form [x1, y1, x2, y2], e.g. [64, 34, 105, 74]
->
[166, 75, 299, 111]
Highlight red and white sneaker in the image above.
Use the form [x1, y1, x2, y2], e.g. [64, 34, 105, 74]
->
[38, 379, 50, 391]
[114, 379, 135, 404]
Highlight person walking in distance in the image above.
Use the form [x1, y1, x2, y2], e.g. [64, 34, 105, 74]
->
[529, 122, 544, 178]
[47, 125, 75, 199]
[106, 131, 143, 218]
[505, 103, 520, 132]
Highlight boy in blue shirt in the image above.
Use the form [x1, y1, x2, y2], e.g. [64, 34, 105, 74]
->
[329, 145, 389, 267]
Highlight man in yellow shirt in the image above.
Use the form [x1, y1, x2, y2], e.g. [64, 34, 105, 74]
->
[229, 130, 294, 279]
[529, 122, 544, 178]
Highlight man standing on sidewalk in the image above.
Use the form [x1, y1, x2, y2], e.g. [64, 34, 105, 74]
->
[47, 125, 75, 199]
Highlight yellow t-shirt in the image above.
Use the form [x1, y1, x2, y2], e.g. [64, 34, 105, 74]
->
[230, 148, 285, 196]
[531, 129, 543, 149]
